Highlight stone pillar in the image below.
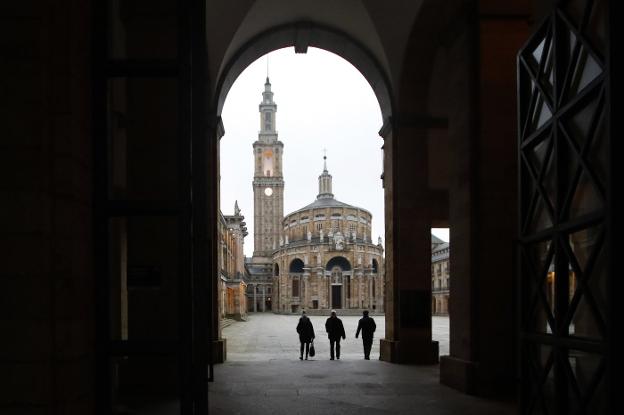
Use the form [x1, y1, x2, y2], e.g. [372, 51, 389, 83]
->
[253, 285, 257, 312]
[261, 285, 266, 312]
[328, 278, 332, 310]
[439, 7, 525, 396]
[303, 275, 308, 309]
[379, 120, 438, 364]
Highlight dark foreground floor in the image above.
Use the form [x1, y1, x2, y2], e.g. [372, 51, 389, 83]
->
[208, 359, 516, 415]
[117, 315, 515, 414]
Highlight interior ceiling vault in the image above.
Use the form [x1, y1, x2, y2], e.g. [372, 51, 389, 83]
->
[206, 0, 424, 99]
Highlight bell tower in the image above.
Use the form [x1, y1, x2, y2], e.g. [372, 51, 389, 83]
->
[252, 77, 284, 258]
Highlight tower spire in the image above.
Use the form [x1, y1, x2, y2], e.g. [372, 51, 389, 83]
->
[318, 151, 334, 199]
[323, 148, 327, 172]
[259, 72, 276, 138]
[253, 75, 283, 258]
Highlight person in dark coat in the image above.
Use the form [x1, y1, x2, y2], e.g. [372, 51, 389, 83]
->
[325, 310, 346, 360]
[355, 310, 376, 359]
[296, 310, 315, 360]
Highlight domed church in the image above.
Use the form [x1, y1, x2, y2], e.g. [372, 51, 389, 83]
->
[272, 156, 384, 313]
[248, 77, 384, 314]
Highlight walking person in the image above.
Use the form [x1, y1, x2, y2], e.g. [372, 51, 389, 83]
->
[325, 310, 345, 360]
[355, 310, 376, 360]
[296, 310, 315, 360]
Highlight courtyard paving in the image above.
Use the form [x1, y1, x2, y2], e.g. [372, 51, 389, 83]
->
[207, 313, 515, 415]
[222, 313, 450, 361]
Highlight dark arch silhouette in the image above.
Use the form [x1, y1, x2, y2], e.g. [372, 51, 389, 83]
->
[372, 258, 379, 273]
[326, 256, 351, 271]
[215, 22, 394, 124]
[274, 263, 280, 276]
[289, 258, 304, 273]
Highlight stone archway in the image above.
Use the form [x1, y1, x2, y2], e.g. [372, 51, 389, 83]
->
[214, 22, 394, 124]
[212, 20, 395, 322]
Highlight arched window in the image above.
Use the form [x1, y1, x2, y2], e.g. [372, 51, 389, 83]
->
[372, 259, 379, 273]
[292, 278, 300, 297]
[289, 258, 304, 273]
[325, 256, 351, 271]
[274, 263, 280, 276]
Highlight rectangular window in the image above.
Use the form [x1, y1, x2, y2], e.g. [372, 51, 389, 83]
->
[292, 279, 300, 297]
[264, 113, 271, 130]
[316, 223, 322, 230]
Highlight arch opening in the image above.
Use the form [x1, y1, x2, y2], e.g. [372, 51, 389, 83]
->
[214, 22, 394, 124]
[326, 256, 351, 271]
[216, 21, 390, 363]
[289, 258, 305, 273]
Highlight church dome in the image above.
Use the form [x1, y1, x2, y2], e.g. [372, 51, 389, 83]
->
[280, 155, 373, 247]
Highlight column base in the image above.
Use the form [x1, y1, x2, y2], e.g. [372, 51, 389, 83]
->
[440, 355, 515, 397]
[212, 339, 226, 363]
[379, 338, 439, 364]
[440, 355, 478, 394]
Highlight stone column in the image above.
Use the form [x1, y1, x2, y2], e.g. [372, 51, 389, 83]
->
[303, 275, 308, 309]
[261, 285, 266, 312]
[439, 7, 525, 396]
[379, 119, 439, 364]
[253, 285, 257, 312]
[328, 277, 332, 310]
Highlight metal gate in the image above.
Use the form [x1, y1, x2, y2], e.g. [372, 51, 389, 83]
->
[517, 1, 610, 413]
[93, 0, 211, 413]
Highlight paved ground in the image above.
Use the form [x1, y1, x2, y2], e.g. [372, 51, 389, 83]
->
[117, 314, 515, 414]
[223, 313, 450, 361]
[207, 313, 515, 415]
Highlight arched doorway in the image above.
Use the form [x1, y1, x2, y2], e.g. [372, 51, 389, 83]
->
[214, 20, 395, 349]
[325, 256, 352, 309]
[288, 258, 304, 313]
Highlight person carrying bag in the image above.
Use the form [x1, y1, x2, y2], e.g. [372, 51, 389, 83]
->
[296, 310, 315, 360]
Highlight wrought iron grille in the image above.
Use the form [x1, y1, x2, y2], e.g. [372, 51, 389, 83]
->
[517, 1, 609, 414]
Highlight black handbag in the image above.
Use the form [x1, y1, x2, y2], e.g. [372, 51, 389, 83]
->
[309, 341, 315, 357]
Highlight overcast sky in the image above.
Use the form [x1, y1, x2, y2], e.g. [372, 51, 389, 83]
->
[220, 47, 448, 257]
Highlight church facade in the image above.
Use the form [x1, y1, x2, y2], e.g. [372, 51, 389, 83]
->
[248, 78, 384, 313]
[272, 160, 385, 313]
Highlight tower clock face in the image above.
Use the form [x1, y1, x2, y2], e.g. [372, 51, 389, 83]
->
[264, 187, 273, 196]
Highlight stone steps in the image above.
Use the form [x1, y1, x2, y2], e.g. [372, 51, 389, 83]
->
[220, 318, 236, 329]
